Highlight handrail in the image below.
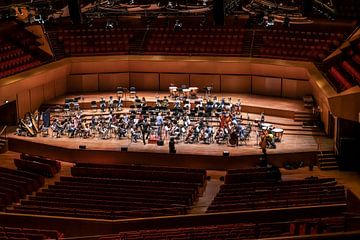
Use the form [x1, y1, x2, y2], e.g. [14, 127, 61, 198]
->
[0, 125, 7, 138]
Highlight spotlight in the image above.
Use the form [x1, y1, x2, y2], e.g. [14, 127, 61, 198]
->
[4, 100, 9, 104]
[173, 19, 182, 32]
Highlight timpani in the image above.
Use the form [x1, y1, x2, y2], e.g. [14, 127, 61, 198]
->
[189, 87, 199, 98]
[169, 86, 178, 98]
[272, 128, 284, 142]
[182, 88, 190, 98]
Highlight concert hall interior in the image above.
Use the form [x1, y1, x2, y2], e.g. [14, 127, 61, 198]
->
[0, 0, 360, 239]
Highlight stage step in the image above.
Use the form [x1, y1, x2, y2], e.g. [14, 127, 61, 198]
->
[294, 112, 314, 122]
[285, 129, 325, 136]
[0, 139, 8, 154]
[318, 151, 339, 170]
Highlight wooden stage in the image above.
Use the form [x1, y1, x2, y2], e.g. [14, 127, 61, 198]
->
[8, 92, 334, 170]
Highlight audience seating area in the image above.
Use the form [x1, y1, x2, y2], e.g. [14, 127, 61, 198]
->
[324, 39, 360, 92]
[0, 37, 41, 79]
[56, 27, 133, 56]
[145, 27, 244, 56]
[7, 164, 206, 219]
[256, 29, 344, 61]
[0, 167, 44, 210]
[0, 226, 62, 240]
[207, 167, 346, 213]
[98, 216, 346, 240]
[14, 154, 61, 178]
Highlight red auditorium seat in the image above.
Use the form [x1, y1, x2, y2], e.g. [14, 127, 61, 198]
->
[329, 66, 353, 90]
[341, 61, 360, 84]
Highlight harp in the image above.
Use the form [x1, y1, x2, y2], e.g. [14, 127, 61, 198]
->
[31, 114, 39, 133]
[20, 119, 35, 137]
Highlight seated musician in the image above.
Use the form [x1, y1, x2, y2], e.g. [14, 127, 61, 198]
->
[174, 98, 181, 109]
[130, 127, 141, 143]
[141, 97, 147, 107]
[15, 121, 27, 136]
[108, 96, 114, 112]
[161, 96, 169, 108]
[117, 96, 123, 111]
[100, 97, 106, 112]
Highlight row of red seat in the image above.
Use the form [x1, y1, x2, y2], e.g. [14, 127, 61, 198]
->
[97, 216, 346, 240]
[14, 158, 57, 178]
[0, 61, 41, 79]
[0, 167, 44, 210]
[71, 164, 207, 185]
[9, 164, 204, 219]
[0, 49, 24, 62]
[0, 55, 33, 71]
[208, 169, 346, 213]
[20, 154, 61, 173]
[0, 226, 62, 240]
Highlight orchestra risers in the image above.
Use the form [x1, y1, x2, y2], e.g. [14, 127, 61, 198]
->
[45, 92, 307, 119]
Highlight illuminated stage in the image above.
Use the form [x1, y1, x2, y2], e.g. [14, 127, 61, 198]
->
[8, 92, 333, 170]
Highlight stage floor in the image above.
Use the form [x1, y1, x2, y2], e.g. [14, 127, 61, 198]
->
[12, 92, 332, 155]
[8, 92, 333, 169]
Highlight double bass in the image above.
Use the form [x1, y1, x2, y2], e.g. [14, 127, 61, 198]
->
[228, 129, 238, 146]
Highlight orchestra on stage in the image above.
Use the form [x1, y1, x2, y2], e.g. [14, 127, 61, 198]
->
[15, 85, 284, 149]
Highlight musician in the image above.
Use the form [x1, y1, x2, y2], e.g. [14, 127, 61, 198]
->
[260, 112, 265, 123]
[203, 125, 213, 144]
[141, 97, 147, 108]
[108, 96, 114, 112]
[134, 96, 142, 108]
[156, 113, 164, 136]
[161, 96, 169, 108]
[51, 119, 62, 138]
[15, 121, 27, 136]
[117, 96, 123, 111]
[100, 97, 106, 112]
[169, 137, 176, 153]
[174, 98, 181, 109]
[130, 126, 141, 143]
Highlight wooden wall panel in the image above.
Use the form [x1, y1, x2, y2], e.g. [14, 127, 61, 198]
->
[55, 78, 67, 97]
[159, 74, 189, 91]
[190, 74, 220, 93]
[30, 85, 45, 112]
[67, 75, 83, 92]
[130, 73, 159, 91]
[71, 60, 129, 74]
[99, 73, 130, 91]
[221, 75, 251, 93]
[282, 79, 312, 98]
[252, 76, 281, 96]
[82, 74, 99, 92]
[43, 81, 56, 101]
[17, 90, 30, 118]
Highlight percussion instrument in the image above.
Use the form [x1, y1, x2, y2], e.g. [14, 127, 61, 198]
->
[261, 123, 272, 130]
[189, 87, 198, 98]
[272, 128, 284, 142]
[169, 86, 178, 98]
[182, 88, 190, 98]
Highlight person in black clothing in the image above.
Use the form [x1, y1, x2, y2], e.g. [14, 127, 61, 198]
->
[169, 137, 176, 153]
